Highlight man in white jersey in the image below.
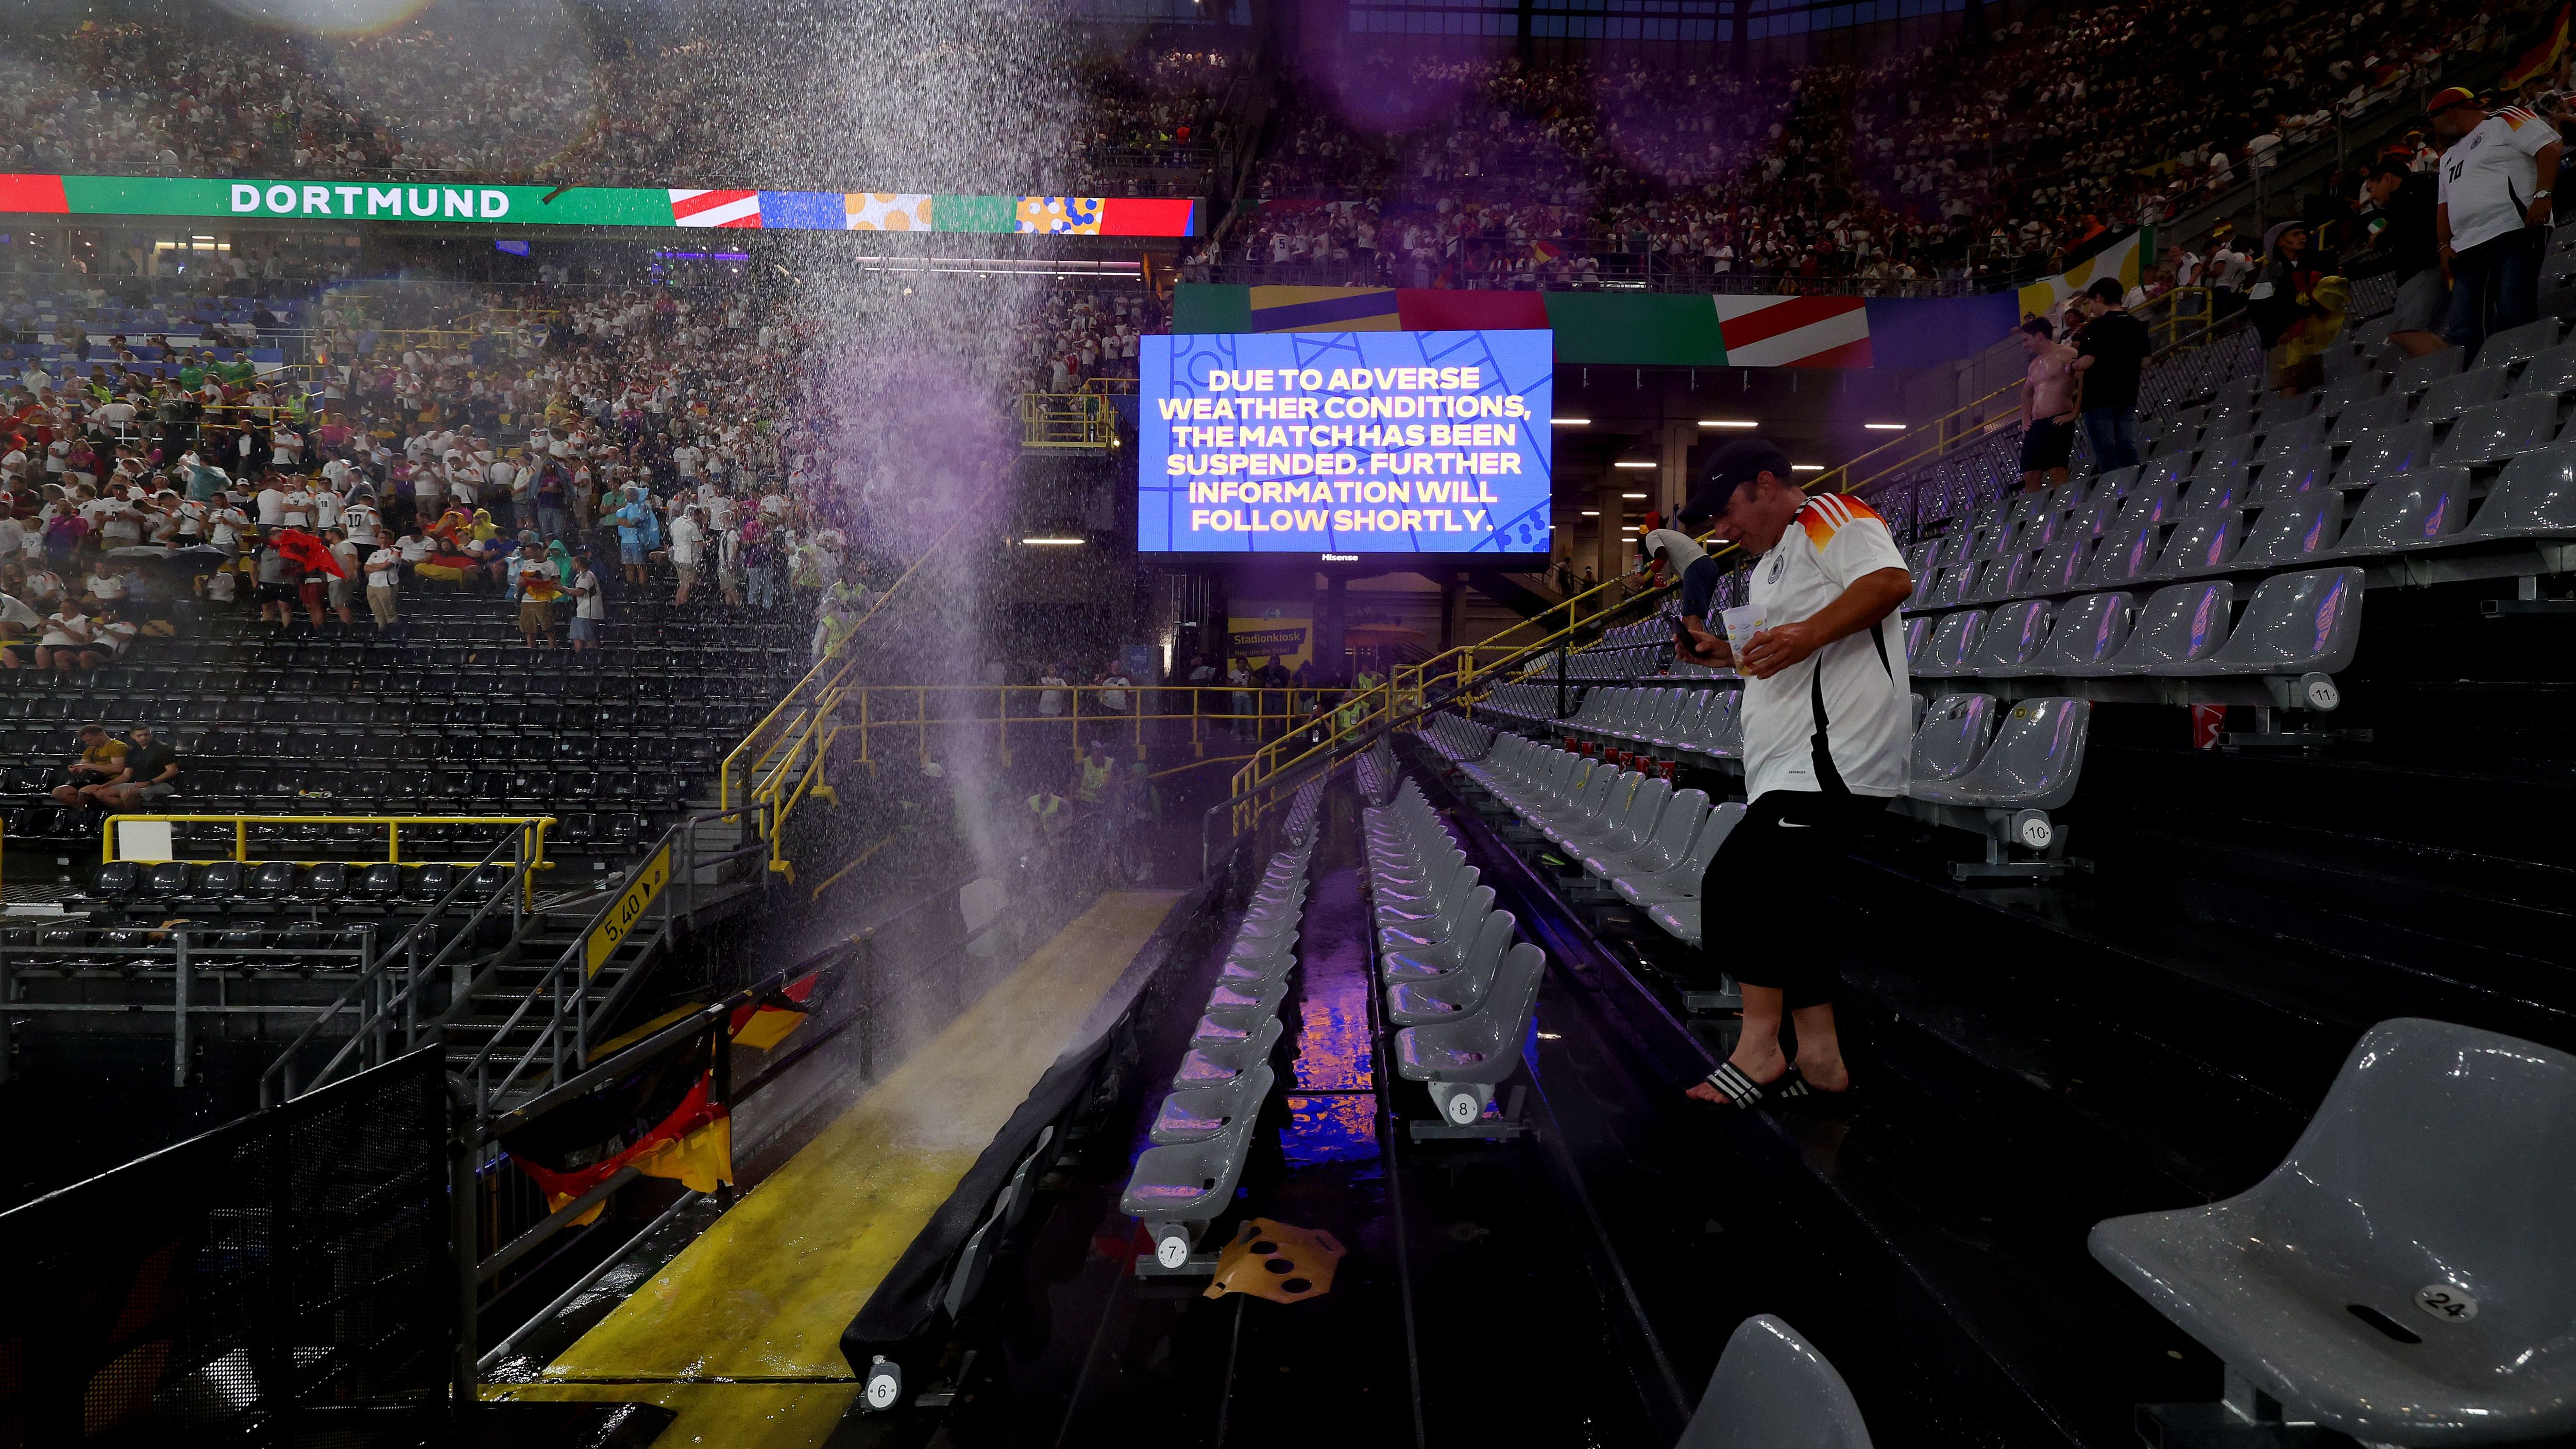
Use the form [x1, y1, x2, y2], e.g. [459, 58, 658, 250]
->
[1673, 439, 1913, 1108]
[2431, 86, 2561, 356]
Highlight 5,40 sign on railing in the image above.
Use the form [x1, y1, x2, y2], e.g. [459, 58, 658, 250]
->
[587, 843, 671, 978]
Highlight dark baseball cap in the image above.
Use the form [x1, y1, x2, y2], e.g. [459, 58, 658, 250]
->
[1679, 438, 1794, 527]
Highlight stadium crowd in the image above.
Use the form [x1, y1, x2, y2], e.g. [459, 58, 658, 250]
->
[1204, 0, 2557, 291]
[0, 278, 887, 670]
[0, 14, 1233, 194]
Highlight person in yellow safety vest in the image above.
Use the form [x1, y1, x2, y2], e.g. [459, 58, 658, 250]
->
[1074, 741, 1115, 805]
[1027, 788, 1069, 840]
[1352, 667, 1384, 695]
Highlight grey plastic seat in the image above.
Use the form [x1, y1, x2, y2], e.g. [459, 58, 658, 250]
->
[2119, 479, 2183, 528]
[2332, 467, 2474, 555]
[1914, 610, 1983, 678]
[1205, 973, 1293, 1024]
[1688, 692, 1745, 760]
[1578, 777, 1673, 877]
[2340, 420, 2439, 490]
[2079, 523, 2164, 588]
[2232, 494, 2345, 569]
[2031, 592, 2135, 676]
[1626, 798, 1740, 914]
[2088, 1018, 2576, 1447]
[1908, 697, 2090, 809]
[1393, 942, 1548, 1125]
[2090, 464, 2142, 498]
[1927, 565, 1973, 609]
[1386, 913, 1517, 1024]
[2104, 581, 2234, 674]
[1123, 1106, 1262, 1268]
[2414, 366, 2509, 427]
[2252, 414, 2328, 465]
[2316, 372, 2389, 423]
[2148, 513, 2246, 580]
[1965, 600, 2053, 673]
[2249, 443, 2336, 506]
[2328, 391, 2414, 445]
[2180, 464, 2251, 514]
[1912, 694, 1998, 781]
[2180, 568, 2364, 679]
[1604, 787, 1709, 890]
[1172, 1015, 1283, 1091]
[2023, 536, 2092, 596]
[2139, 455, 2194, 492]
[2510, 339, 2576, 397]
[1149, 1062, 1276, 1146]
[2197, 428, 2263, 474]
[2462, 441, 2576, 538]
[2390, 344, 2465, 396]
[2430, 394, 2559, 468]
[1675, 1315, 1875, 1449]
[2477, 313, 2561, 368]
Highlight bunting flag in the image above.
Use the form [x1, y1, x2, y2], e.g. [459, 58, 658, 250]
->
[727, 967, 826, 1052]
[2508, 3, 2572, 87]
[1713, 295, 1874, 367]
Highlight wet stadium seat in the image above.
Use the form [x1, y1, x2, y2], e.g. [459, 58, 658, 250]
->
[2090, 1019, 2576, 1445]
[1675, 1315, 1875, 1449]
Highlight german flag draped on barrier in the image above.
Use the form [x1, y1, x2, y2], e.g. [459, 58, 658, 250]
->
[501, 1023, 733, 1224]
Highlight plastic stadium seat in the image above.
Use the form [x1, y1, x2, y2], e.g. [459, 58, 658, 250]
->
[2430, 395, 2559, 468]
[2511, 339, 2576, 397]
[2413, 367, 2508, 427]
[1908, 698, 2090, 811]
[1912, 694, 1998, 781]
[2462, 443, 2576, 538]
[1675, 1315, 1874, 1449]
[2476, 314, 2562, 369]
[2030, 593, 2136, 676]
[2180, 568, 2364, 682]
[2089, 1019, 2576, 1446]
[2340, 421, 2440, 491]
[2232, 495, 2345, 569]
[1965, 600, 2054, 673]
[2390, 344, 2465, 397]
[68, 862, 139, 912]
[2079, 523, 2165, 588]
[2250, 444, 2336, 506]
[2252, 414, 2328, 466]
[2328, 392, 2412, 444]
[290, 862, 350, 905]
[2333, 469, 2475, 555]
[2153, 511, 2249, 580]
[2105, 582, 2234, 673]
[172, 862, 245, 911]
[2023, 537, 2092, 596]
[1393, 942, 1546, 1126]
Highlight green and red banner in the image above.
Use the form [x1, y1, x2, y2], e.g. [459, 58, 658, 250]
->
[0, 174, 1197, 237]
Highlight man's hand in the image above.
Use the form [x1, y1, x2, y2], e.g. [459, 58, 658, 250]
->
[1738, 621, 1824, 678]
[2530, 197, 2557, 227]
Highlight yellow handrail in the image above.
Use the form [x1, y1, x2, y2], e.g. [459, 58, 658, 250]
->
[100, 813, 554, 870]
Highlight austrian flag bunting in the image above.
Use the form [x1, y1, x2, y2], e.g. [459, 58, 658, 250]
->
[668, 188, 762, 228]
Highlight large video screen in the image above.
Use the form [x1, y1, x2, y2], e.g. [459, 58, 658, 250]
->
[1138, 329, 1553, 555]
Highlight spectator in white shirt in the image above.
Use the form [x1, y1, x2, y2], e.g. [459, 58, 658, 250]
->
[566, 546, 603, 652]
[364, 538, 400, 630]
[669, 504, 706, 605]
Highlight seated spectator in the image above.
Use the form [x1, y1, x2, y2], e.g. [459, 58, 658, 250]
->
[49, 723, 127, 808]
[88, 724, 179, 811]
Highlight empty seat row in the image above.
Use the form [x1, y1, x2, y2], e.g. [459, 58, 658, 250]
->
[1361, 778, 1548, 1128]
[1909, 568, 2361, 691]
[2, 920, 382, 976]
[1121, 830, 1316, 1273]
[1558, 685, 1744, 763]
[66, 857, 516, 918]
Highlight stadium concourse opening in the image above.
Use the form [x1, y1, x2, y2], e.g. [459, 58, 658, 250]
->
[11, 0, 2576, 1445]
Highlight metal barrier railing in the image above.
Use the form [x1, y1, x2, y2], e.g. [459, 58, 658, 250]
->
[103, 812, 554, 875]
[1021, 391, 1123, 449]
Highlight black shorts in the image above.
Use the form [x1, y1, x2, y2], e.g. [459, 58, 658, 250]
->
[1697, 788, 1889, 1008]
[2019, 416, 2075, 473]
[258, 581, 297, 603]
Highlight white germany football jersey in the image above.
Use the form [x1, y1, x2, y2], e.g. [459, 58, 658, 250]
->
[1740, 493, 1913, 801]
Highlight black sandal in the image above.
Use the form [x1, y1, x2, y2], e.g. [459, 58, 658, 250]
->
[1698, 1060, 1811, 1109]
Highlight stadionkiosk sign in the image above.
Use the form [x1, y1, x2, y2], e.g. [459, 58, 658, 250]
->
[0, 174, 1197, 237]
[1137, 329, 1553, 557]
